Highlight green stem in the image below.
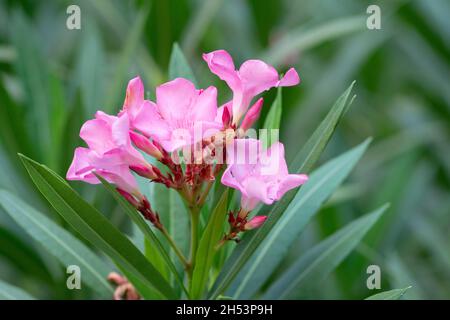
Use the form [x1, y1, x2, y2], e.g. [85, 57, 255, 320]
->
[188, 206, 200, 277]
[159, 225, 189, 269]
[197, 180, 214, 206]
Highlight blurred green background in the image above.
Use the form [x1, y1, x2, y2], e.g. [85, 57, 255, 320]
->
[0, 0, 449, 299]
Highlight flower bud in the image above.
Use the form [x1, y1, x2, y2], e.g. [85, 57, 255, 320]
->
[130, 164, 158, 180]
[222, 104, 231, 126]
[240, 98, 263, 132]
[116, 188, 139, 208]
[244, 215, 267, 230]
[130, 131, 163, 160]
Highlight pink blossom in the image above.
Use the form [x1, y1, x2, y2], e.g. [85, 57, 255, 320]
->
[128, 78, 222, 152]
[221, 139, 308, 212]
[203, 49, 300, 124]
[67, 111, 150, 196]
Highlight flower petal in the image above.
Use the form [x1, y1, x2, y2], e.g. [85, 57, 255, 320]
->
[202, 50, 240, 90]
[156, 78, 197, 122]
[132, 100, 171, 142]
[122, 76, 144, 118]
[67, 147, 98, 183]
[277, 68, 300, 87]
[79, 117, 115, 154]
[238, 59, 280, 97]
[276, 174, 308, 199]
[190, 86, 218, 123]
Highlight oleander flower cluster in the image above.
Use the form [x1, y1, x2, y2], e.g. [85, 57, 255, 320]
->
[67, 50, 308, 292]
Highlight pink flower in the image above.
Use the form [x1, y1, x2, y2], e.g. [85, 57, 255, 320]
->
[203, 49, 300, 124]
[128, 78, 222, 152]
[221, 139, 308, 212]
[67, 111, 150, 196]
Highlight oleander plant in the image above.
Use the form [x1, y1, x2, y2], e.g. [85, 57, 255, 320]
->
[0, 0, 448, 300]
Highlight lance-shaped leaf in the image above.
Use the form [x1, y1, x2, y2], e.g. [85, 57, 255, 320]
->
[95, 174, 188, 297]
[262, 87, 282, 148]
[228, 138, 371, 298]
[18, 154, 176, 299]
[365, 287, 411, 300]
[263, 204, 388, 299]
[0, 190, 113, 298]
[191, 191, 229, 299]
[263, 87, 283, 130]
[208, 82, 356, 299]
[0, 280, 35, 300]
[169, 43, 197, 85]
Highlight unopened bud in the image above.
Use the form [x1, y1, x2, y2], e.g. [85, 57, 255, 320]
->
[222, 104, 231, 126]
[117, 188, 139, 208]
[130, 164, 158, 180]
[244, 215, 267, 230]
[130, 131, 163, 160]
[240, 98, 263, 132]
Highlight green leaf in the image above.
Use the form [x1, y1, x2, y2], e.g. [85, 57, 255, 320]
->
[0, 225, 53, 284]
[0, 190, 113, 298]
[262, 16, 366, 66]
[95, 174, 188, 297]
[263, 87, 282, 130]
[208, 82, 356, 299]
[77, 23, 106, 117]
[18, 154, 176, 299]
[262, 87, 282, 149]
[168, 43, 197, 85]
[104, 4, 151, 112]
[290, 81, 355, 174]
[365, 287, 411, 300]
[263, 204, 388, 299]
[11, 11, 51, 161]
[0, 280, 35, 300]
[228, 138, 371, 299]
[151, 184, 190, 262]
[191, 191, 228, 299]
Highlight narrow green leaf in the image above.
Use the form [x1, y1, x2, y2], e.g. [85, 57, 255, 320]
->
[228, 139, 371, 298]
[95, 174, 188, 297]
[77, 23, 106, 117]
[181, 0, 224, 55]
[365, 287, 411, 300]
[0, 280, 35, 300]
[11, 11, 51, 161]
[262, 87, 282, 149]
[263, 87, 282, 130]
[0, 190, 113, 298]
[262, 16, 366, 66]
[191, 191, 228, 299]
[104, 4, 150, 112]
[168, 43, 197, 85]
[18, 154, 176, 299]
[263, 204, 388, 299]
[208, 82, 356, 299]
[0, 225, 53, 284]
[290, 81, 355, 174]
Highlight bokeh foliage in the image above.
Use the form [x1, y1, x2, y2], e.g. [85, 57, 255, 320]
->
[0, 0, 448, 299]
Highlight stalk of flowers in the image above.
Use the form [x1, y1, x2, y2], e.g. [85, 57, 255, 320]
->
[67, 50, 307, 299]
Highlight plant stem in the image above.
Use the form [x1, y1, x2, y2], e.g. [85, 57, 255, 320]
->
[197, 180, 214, 206]
[159, 225, 189, 269]
[188, 205, 200, 276]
